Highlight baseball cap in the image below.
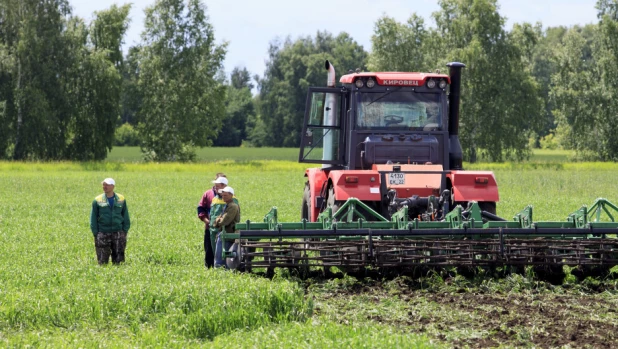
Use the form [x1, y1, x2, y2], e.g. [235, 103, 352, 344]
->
[102, 178, 115, 185]
[220, 186, 234, 195]
[212, 177, 228, 185]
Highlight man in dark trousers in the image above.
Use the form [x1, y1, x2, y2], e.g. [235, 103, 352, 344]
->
[197, 173, 226, 268]
[90, 178, 131, 265]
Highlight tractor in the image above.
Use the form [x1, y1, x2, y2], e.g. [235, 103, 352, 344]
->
[222, 61, 618, 274]
[299, 61, 498, 223]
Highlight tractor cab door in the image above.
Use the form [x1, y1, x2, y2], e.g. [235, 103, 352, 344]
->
[299, 87, 347, 165]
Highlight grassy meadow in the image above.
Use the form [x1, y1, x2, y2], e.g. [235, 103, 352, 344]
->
[1, 149, 618, 347]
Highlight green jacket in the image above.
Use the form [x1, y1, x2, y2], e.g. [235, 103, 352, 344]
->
[209, 195, 239, 234]
[90, 193, 131, 235]
[213, 201, 241, 234]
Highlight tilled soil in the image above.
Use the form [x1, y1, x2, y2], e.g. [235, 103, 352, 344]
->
[311, 280, 618, 348]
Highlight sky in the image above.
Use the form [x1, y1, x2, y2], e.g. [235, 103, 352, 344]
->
[70, 0, 600, 80]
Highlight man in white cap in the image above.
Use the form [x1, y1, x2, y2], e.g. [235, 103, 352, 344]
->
[213, 186, 241, 268]
[208, 176, 239, 267]
[90, 178, 131, 265]
[197, 173, 227, 268]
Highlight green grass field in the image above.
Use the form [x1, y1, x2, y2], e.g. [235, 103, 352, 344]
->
[1, 152, 617, 347]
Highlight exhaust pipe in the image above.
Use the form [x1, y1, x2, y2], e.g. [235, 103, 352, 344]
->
[325, 60, 336, 87]
[447, 62, 465, 170]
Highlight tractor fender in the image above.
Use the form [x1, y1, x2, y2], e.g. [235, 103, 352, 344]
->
[447, 170, 499, 202]
[328, 170, 382, 201]
[305, 168, 328, 221]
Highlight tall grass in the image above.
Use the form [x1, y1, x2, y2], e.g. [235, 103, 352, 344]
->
[1, 155, 618, 347]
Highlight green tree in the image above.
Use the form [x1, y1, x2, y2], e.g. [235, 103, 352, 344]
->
[368, 14, 438, 72]
[432, 0, 544, 162]
[550, 26, 600, 156]
[64, 4, 131, 160]
[257, 31, 367, 147]
[120, 46, 142, 125]
[135, 0, 227, 161]
[0, 0, 129, 160]
[3, 0, 73, 160]
[526, 26, 568, 146]
[213, 67, 255, 146]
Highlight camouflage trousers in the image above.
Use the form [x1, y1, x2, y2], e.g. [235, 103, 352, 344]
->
[95, 231, 127, 265]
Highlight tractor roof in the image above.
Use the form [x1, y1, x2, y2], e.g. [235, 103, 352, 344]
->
[340, 72, 450, 87]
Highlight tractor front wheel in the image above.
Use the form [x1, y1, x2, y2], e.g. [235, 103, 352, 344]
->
[301, 182, 311, 220]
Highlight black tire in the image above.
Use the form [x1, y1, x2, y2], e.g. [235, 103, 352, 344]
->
[301, 182, 311, 220]
[326, 186, 344, 216]
[479, 202, 497, 215]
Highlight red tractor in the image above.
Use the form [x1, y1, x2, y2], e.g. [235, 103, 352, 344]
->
[300, 61, 499, 222]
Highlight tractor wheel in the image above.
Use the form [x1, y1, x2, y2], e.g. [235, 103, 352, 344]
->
[301, 182, 311, 220]
[326, 186, 344, 215]
[479, 202, 497, 215]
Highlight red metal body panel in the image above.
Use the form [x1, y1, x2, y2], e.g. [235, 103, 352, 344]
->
[447, 171, 500, 202]
[339, 72, 450, 86]
[329, 170, 382, 201]
[373, 164, 443, 198]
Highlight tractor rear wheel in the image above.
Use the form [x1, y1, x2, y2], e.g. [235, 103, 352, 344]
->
[479, 201, 497, 215]
[326, 186, 344, 216]
[301, 182, 311, 220]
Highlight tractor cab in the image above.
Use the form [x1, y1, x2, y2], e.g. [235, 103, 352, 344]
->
[299, 69, 452, 171]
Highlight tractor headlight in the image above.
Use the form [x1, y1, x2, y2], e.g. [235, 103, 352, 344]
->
[366, 78, 375, 88]
[426, 79, 436, 89]
[439, 79, 447, 89]
[355, 79, 364, 88]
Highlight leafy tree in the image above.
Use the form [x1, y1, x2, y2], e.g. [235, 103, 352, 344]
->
[230, 66, 254, 90]
[553, 2, 618, 160]
[526, 26, 568, 146]
[120, 46, 142, 125]
[368, 14, 438, 72]
[64, 4, 131, 160]
[213, 67, 255, 147]
[135, 0, 227, 161]
[256, 31, 367, 147]
[2, 0, 73, 160]
[0, 0, 129, 160]
[550, 26, 600, 156]
[432, 0, 544, 162]
[114, 122, 140, 146]
[596, 0, 618, 20]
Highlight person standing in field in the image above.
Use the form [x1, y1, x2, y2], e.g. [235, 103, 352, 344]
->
[197, 173, 226, 268]
[90, 178, 131, 265]
[213, 186, 241, 268]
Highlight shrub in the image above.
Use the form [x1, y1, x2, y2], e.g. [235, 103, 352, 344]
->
[114, 123, 140, 146]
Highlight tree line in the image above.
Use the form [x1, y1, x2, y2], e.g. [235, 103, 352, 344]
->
[1, 0, 617, 162]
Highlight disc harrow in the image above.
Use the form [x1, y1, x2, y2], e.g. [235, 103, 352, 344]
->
[222, 198, 618, 272]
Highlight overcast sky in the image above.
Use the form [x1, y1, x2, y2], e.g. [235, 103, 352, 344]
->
[70, 0, 599, 80]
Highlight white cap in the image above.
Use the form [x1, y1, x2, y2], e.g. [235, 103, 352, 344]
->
[102, 178, 115, 185]
[220, 186, 234, 195]
[212, 177, 228, 185]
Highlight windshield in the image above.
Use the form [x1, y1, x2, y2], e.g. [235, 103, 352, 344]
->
[356, 91, 442, 130]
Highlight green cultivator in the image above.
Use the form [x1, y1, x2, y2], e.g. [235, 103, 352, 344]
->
[222, 198, 618, 272]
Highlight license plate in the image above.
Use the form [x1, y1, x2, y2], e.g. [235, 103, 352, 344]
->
[388, 173, 405, 185]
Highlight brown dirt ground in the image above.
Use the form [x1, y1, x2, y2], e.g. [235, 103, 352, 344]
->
[312, 280, 618, 348]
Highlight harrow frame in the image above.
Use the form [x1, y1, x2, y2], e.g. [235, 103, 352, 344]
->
[221, 198, 618, 271]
